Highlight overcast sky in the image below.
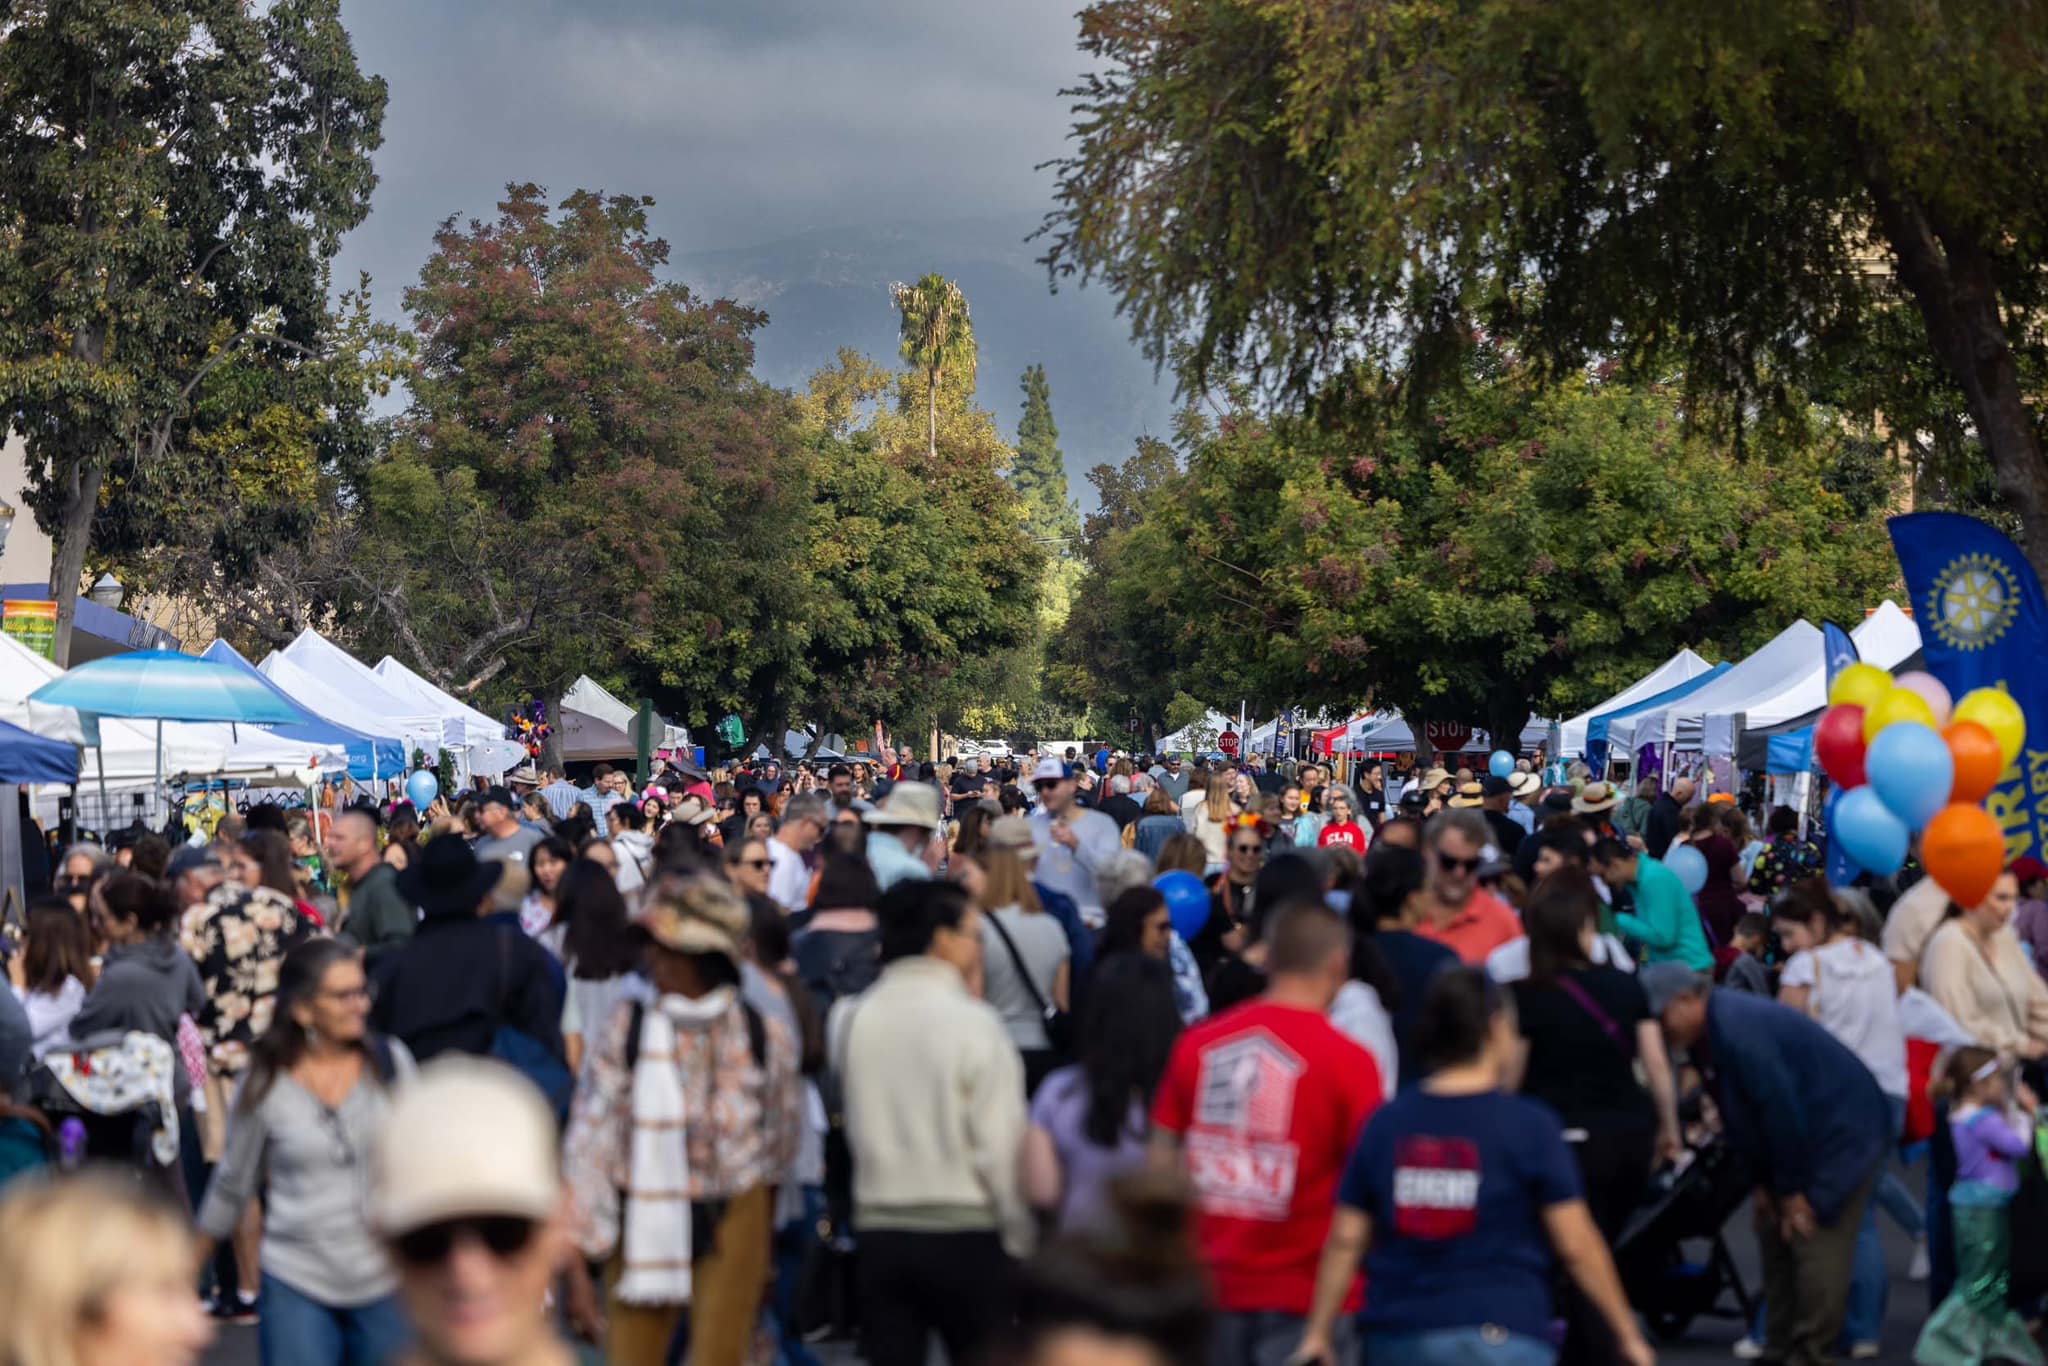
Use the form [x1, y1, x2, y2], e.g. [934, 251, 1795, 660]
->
[334, 0, 1091, 308]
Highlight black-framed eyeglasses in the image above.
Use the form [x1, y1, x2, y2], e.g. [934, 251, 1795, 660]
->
[1033, 780, 1060, 793]
[1435, 852, 1482, 874]
[1231, 842, 1265, 856]
[392, 1215, 538, 1268]
[739, 858, 771, 871]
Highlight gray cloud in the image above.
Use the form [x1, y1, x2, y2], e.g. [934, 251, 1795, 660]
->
[334, 0, 1088, 301]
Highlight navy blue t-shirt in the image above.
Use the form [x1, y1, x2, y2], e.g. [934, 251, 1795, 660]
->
[1339, 1090, 1581, 1339]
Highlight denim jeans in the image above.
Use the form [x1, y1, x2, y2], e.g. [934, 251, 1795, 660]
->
[257, 1273, 409, 1366]
[771, 1186, 825, 1366]
[1842, 1097, 1914, 1348]
[1364, 1326, 1557, 1366]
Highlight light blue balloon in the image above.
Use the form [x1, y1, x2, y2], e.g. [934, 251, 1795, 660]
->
[1664, 843, 1709, 895]
[1865, 720, 1954, 831]
[1833, 786, 1909, 877]
[405, 768, 440, 810]
[1488, 750, 1515, 779]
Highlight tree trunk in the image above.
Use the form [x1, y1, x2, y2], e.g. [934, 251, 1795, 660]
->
[1866, 173, 2048, 585]
[927, 371, 939, 463]
[48, 462, 103, 668]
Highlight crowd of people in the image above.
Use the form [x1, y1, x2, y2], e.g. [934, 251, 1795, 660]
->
[0, 742, 2043, 1366]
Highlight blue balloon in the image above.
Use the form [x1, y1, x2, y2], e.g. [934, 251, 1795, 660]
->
[1865, 721, 1954, 831]
[405, 768, 440, 810]
[1154, 870, 1211, 942]
[1832, 786, 1909, 877]
[1663, 843, 1709, 895]
[1489, 750, 1515, 779]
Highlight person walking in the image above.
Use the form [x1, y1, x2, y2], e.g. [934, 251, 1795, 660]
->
[1151, 901, 1383, 1364]
[978, 817, 1073, 1096]
[1919, 868, 2048, 1058]
[1413, 812, 1523, 965]
[197, 939, 415, 1366]
[831, 879, 1032, 1366]
[1030, 756, 1122, 927]
[563, 875, 802, 1366]
[326, 809, 414, 966]
[369, 1057, 582, 1366]
[1022, 954, 1182, 1235]
[1133, 784, 1189, 864]
[1512, 872, 1681, 1365]
[1295, 968, 1656, 1366]
[1646, 964, 1891, 1366]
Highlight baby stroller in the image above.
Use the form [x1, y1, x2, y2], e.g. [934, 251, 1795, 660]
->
[1615, 1131, 1759, 1342]
[17, 1030, 185, 1198]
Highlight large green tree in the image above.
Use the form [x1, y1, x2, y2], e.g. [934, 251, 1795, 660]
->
[1012, 364, 1080, 547]
[345, 186, 805, 722]
[890, 274, 976, 464]
[0, 0, 386, 662]
[1089, 355, 1899, 747]
[790, 350, 1045, 746]
[1043, 0, 2048, 577]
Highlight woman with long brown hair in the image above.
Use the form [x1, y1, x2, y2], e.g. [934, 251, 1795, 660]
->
[978, 818, 1072, 1094]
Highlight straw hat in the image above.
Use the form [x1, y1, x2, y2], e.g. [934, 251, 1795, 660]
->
[1420, 767, 1453, 791]
[1571, 781, 1621, 814]
[1507, 771, 1542, 799]
[863, 782, 943, 831]
[1448, 781, 1486, 809]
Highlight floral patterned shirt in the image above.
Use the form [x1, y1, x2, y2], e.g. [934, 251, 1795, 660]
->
[180, 884, 315, 1075]
[1749, 834, 1822, 898]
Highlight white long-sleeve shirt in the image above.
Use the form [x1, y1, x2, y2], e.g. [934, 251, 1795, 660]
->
[1028, 806, 1122, 927]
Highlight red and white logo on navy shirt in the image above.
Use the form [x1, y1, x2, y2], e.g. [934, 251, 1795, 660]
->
[1391, 1136, 1481, 1239]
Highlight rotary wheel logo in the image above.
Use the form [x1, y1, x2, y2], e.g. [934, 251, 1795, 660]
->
[1927, 553, 2020, 652]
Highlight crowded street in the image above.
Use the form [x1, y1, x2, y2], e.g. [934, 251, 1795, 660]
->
[3, 2, 2048, 1366]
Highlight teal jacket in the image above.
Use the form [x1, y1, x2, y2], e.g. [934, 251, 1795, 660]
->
[1615, 856, 1715, 971]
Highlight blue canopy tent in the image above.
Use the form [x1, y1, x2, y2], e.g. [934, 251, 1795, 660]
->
[1585, 663, 1733, 774]
[199, 640, 405, 782]
[0, 716, 79, 785]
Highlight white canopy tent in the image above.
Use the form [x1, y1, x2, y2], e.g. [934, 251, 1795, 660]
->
[1556, 649, 1717, 758]
[1737, 601, 1922, 734]
[1608, 621, 1822, 755]
[372, 656, 508, 763]
[259, 650, 444, 761]
[559, 676, 685, 762]
[1347, 712, 1552, 754]
[1157, 709, 1237, 753]
[272, 632, 447, 753]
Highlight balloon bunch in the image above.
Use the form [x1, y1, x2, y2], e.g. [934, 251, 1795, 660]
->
[1816, 662, 2021, 905]
[505, 698, 553, 760]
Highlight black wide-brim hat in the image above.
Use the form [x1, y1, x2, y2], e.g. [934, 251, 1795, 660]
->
[397, 834, 504, 919]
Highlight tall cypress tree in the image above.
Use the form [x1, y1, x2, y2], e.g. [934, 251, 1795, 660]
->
[1013, 364, 1081, 549]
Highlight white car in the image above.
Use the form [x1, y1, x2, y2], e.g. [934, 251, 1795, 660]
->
[976, 739, 1012, 759]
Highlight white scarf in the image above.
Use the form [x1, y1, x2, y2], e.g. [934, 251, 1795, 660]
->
[616, 987, 733, 1306]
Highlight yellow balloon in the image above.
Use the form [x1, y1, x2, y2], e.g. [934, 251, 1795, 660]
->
[1829, 662, 1894, 710]
[1862, 686, 1936, 741]
[1952, 688, 2026, 768]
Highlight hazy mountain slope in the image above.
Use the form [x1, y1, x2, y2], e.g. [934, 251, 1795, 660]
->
[676, 217, 1178, 508]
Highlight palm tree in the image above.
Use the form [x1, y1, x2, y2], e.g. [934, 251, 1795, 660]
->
[890, 274, 976, 462]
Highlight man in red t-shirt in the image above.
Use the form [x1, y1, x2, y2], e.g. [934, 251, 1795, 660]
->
[1152, 900, 1383, 1364]
[1413, 810, 1524, 964]
[1316, 789, 1369, 853]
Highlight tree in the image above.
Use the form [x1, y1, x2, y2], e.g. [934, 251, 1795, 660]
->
[344, 186, 801, 721]
[93, 278, 412, 652]
[1012, 364, 1080, 548]
[790, 350, 1044, 743]
[1042, 0, 2048, 579]
[1093, 352, 1900, 747]
[0, 0, 386, 662]
[890, 274, 976, 463]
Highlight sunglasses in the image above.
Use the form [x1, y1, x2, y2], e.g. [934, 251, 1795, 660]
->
[1435, 852, 1482, 875]
[1231, 842, 1265, 856]
[738, 858, 772, 870]
[393, 1215, 537, 1268]
[1033, 781, 1060, 793]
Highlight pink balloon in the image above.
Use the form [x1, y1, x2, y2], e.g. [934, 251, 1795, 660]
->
[1894, 671, 1953, 727]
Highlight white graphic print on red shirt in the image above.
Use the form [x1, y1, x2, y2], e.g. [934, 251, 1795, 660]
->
[1185, 1034, 1305, 1219]
[1392, 1135, 1481, 1239]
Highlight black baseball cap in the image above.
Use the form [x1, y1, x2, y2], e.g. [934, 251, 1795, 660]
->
[478, 786, 516, 811]
[1481, 775, 1513, 799]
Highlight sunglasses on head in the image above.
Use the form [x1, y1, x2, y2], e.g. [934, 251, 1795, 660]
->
[1435, 851, 1482, 874]
[393, 1215, 537, 1268]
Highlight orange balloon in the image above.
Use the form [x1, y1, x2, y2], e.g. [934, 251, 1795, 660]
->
[1944, 721, 2004, 804]
[1922, 802, 2007, 908]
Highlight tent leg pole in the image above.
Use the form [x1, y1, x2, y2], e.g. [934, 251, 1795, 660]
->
[154, 719, 162, 831]
[95, 743, 109, 838]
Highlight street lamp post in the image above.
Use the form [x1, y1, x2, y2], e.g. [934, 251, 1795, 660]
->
[87, 572, 124, 611]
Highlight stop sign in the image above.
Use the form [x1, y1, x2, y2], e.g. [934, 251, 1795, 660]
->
[1218, 729, 1240, 756]
[1422, 722, 1473, 754]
